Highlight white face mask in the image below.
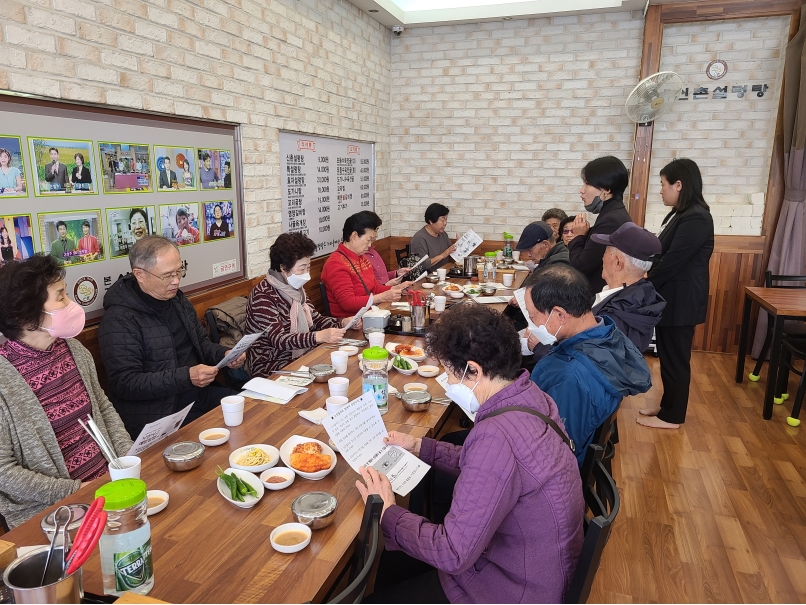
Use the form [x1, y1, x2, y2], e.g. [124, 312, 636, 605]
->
[529, 309, 562, 346]
[443, 364, 481, 415]
[286, 272, 311, 289]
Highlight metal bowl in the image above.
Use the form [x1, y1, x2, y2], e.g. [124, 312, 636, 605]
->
[310, 364, 335, 383]
[480, 285, 497, 295]
[163, 441, 205, 471]
[291, 492, 338, 529]
[400, 390, 431, 412]
[41, 504, 89, 542]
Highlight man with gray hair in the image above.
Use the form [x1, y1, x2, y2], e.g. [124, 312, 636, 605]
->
[99, 236, 245, 438]
[589, 222, 666, 352]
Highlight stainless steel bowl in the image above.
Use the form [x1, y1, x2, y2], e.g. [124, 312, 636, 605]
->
[480, 285, 497, 295]
[41, 504, 89, 542]
[400, 390, 431, 412]
[291, 492, 338, 529]
[428, 274, 439, 283]
[310, 364, 335, 383]
[163, 441, 205, 471]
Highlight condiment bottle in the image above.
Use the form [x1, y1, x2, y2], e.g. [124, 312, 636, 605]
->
[361, 346, 389, 415]
[503, 232, 514, 259]
[96, 479, 154, 596]
[483, 252, 497, 282]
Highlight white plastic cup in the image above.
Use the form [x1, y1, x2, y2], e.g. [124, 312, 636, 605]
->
[331, 351, 349, 375]
[326, 396, 349, 415]
[367, 332, 385, 348]
[512, 251, 521, 261]
[436, 268, 447, 281]
[433, 295, 447, 313]
[109, 456, 141, 480]
[223, 409, 244, 427]
[221, 395, 245, 411]
[503, 274, 514, 287]
[328, 377, 350, 397]
[495, 250, 503, 261]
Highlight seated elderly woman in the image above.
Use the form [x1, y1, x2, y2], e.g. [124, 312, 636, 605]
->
[321, 211, 411, 318]
[362, 212, 411, 286]
[0, 255, 132, 529]
[356, 303, 584, 603]
[246, 232, 362, 377]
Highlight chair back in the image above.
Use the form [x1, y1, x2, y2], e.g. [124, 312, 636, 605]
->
[766, 271, 806, 289]
[320, 281, 332, 317]
[328, 495, 384, 604]
[580, 409, 618, 487]
[395, 245, 410, 268]
[565, 457, 620, 604]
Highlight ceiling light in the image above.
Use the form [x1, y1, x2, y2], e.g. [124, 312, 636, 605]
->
[368, 8, 378, 11]
[502, 16, 512, 20]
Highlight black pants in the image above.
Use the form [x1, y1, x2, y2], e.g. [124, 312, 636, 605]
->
[179, 383, 237, 426]
[366, 549, 449, 603]
[655, 325, 695, 424]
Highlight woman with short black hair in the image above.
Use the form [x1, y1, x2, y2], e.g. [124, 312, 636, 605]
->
[559, 216, 575, 247]
[640, 158, 714, 429]
[568, 155, 632, 291]
[356, 303, 584, 604]
[246, 232, 362, 377]
[409, 202, 457, 271]
[0, 254, 132, 529]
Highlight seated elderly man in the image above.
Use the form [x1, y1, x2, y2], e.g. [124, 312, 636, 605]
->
[589, 222, 666, 351]
[526, 264, 651, 465]
[517, 221, 569, 288]
[99, 236, 245, 438]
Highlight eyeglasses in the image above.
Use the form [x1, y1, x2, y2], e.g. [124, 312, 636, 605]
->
[562, 229, 574, 235]
[138, 268, 183, 282]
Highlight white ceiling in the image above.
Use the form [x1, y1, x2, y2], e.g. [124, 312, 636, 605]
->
[349, 0, 699, 27]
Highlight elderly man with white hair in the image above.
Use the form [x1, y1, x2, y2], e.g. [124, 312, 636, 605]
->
[589, 222, 666, 351]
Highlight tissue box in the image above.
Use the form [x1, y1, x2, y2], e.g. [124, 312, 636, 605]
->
[363, 309, 390, 330]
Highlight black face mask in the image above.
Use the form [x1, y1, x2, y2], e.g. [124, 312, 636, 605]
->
[584, 196, 604, 214]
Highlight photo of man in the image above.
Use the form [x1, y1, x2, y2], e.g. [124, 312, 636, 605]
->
[197, 149, 231, 189]
[49, 221, 75, 264]
[160, 203, 201, 246]
[99, 142, 152, 193]
[45, 147, 68, 190]
[0, 136, 27, 197]
[29, 138, 97, 196]
[203, 201, 235, 242]
[155, 147, 195, 190]
[107, 206, 156, 258]
[199, 152, 219, 189]
[38, 211, 105, 265]
[158, 157, 178, 189]
[0, 215, 34, 265]
[223, 161, 231, 189]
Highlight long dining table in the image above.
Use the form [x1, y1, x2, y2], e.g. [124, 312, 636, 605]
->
[2, 263, 530, 603]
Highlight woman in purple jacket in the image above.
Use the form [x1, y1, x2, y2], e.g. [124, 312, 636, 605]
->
[356, 304, 584, 603]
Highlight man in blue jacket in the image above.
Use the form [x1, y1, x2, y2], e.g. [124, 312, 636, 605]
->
[525, 264, 652, 465]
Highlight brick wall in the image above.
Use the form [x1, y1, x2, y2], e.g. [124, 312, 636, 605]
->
[389, 12, 645, 240]
[0, 0, 392, 277]
[646, 16, 789, 235]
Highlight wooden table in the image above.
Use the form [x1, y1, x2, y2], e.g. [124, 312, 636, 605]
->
[4, 404, 428, 603]
[735, 286, 806, 419]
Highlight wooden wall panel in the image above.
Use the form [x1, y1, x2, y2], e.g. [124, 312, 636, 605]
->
[660, 0, 800, 24]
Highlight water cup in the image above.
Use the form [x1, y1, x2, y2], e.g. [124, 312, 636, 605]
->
[328, 377, 350, 397]
[223, 409, 244, 426]
[109, 455, 141, 480]
[326, 396, 349, 415]
[221, 395, 245, 427]
[330, 351, 349, 374]
[520, 337, 533, 356]
[503, 274, 514, 287]
[433, 295, 447, 313]
[495, 250, 503, 261]
[436, 268, 447, 281]
[512, 251, 521, 261]
[367, 332, 385, 348]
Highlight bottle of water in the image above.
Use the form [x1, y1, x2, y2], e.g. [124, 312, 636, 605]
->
[361, 346, 389, 415]
[96, 479, 154, 597]
[483, 252, 497, 282]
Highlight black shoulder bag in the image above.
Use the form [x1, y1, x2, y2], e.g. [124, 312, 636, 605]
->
[481, 406, 575, 453]
[337, 250, 371, 296]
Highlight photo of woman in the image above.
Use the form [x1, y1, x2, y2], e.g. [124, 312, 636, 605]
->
[38, 210, 105, 265]
[160, 203, 201, 246]
[99, 142, 151, 194]
[0, 216, 34, 265]
[70, 153, 92, 191]
[204, 201, 235, 242]
[107, 206, 156, 258]
[182, 159, 194, 189]
[153, 146, 196, 191]
[28, 138, 97, 196]
[0, 136, 26, 197]
[0, 227, 13, 263]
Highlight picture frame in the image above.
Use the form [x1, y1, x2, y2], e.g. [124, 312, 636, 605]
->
[28, 137, 99, 197]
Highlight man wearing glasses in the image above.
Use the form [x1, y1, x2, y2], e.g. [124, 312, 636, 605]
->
[99, 236, 246, 438]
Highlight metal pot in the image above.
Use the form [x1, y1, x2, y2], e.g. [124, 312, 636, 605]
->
[3, 546, 82, 604]
[463, 256, 480, 276]
[291, 492, 338, 529]
[310, 364, 335, 383]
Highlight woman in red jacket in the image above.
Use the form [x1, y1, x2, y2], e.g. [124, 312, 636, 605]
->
[321, 211, 411, 318]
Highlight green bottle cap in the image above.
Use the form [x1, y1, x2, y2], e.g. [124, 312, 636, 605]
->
[95, 479, 147, 510]
[362, 346, 389, 360]
[503, 231, 514, 239]
[484, 251, 497, 257]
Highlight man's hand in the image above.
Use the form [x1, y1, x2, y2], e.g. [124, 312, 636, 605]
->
[227, 351, 246, 369]
[527, 331, 539, 351]
[189, 364, 219, 387]
[572, 213, 590, 237]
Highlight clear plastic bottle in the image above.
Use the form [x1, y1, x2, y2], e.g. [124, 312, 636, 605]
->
[95, 479, 154, 597]
[483, 252, 497, 282]
[362, 346, 389, 415]
[503, 232, 514, 259]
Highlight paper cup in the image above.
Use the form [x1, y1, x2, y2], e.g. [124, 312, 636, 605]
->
[433, 295, 446, 313]
[436, 268, 447, 281]
[326, 396, 349, 415]
[328, 377, 350, 397]
[221, 395, 245, 411]
[367, 332, 385, 348]
[520, 337, 533, 356]
[109, 456, 141, 480]
[503, 274, 514, 287]
[223, 409, 244, 427]
[495, 250, 503, 261]
[331, 351, 349, 375]
[512, 251, 521, 261]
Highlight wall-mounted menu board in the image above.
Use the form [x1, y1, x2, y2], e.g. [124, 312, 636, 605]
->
[279, 131, 375, 257]
[0, 96, 244, 320]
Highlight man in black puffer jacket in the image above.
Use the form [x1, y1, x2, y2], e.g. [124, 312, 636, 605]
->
[99, 236, 245, 438]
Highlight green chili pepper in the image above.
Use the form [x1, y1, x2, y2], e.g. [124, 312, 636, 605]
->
[216, 466, 243, 502]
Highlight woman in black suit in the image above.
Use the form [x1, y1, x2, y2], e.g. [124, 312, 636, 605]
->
[568, 156, 633, 292]
[640, 158, 714, 429]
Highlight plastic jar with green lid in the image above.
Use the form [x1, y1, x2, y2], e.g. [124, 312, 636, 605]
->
[95, 479, 154, 596]
[362, 346, 389, 414]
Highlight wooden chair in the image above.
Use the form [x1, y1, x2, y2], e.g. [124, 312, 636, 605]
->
[320, 282, 332, 317]
[395, 245, 410, 268]
[749, 271, 806, 382]
[326, 495, 384, 604]
[565, 453, 621, 604]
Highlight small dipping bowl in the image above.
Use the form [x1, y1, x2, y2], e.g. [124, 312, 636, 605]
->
[400, 390, 431, 412]
[421, 283, 434, 289]
[404, 382, 428, 393]
[310, 364, 335, 383]
[271, 523, 312, 554]
[199, 428, 230, 446]
[260, 467, 295, 490]
[41, 503, 88, 543]
[291, 491, 338, 529]
[417, 365, 440, 378]
[480, 285, 497, 295]
[146, 490, 169, 516]
[338, 345, 359, 357]
[163, 441, 205, 471]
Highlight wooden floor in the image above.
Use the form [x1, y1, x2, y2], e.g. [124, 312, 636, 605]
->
[587, 351, 806, 604]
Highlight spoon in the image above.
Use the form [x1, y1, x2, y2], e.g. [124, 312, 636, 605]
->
[41, 506, 72, 586]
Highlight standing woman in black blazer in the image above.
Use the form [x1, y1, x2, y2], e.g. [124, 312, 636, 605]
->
[640, 158, 714, 429]
[568, 156, 633, 292]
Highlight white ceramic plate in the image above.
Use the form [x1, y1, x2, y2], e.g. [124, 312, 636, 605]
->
[146, 490, 169, 516]
[271, 523, 312, 554]
[229, 444, 279, 473]
[216, 468, 265, 509]
[259, 467, 295, 490]
[199, 428, 230, 446]
[384, 342, 426, 362]
[279, 435, 337, 480]
[417, 365, 440, 378]
[391, 356, 418, 375]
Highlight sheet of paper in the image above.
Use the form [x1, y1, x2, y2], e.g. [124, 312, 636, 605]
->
[343, 293, 373, 330]
[450, 229, 483, 261]
[436, 372, 476, 422]
[322, 392, 430, 496]
[240, 390, 288, 404]
[276, 375, 314, 387]
[241, 377, 308, 403]
[127, 402, 194, 455]
[514, 287, 539, 331]
[475, 296, 511, 304]
[215, 332, 264, 369]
